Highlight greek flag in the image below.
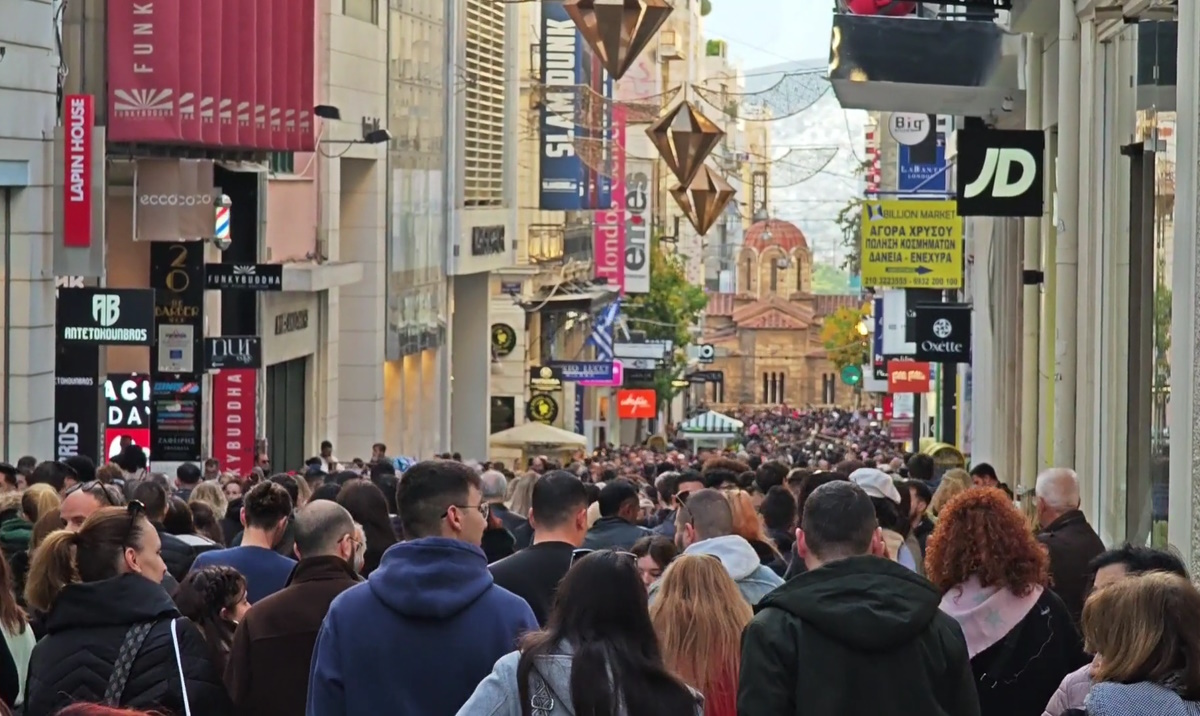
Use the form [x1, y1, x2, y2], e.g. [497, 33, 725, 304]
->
[588, 300, 621, 362]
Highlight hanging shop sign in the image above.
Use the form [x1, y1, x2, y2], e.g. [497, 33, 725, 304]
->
[956, 128, 1045, 217]
[133, 159, 216, 241]
[526, 394, 560, 424]
[63, 94, 95, 248]
[913, 303, 972, 363]
[205, 263, 284, 291]
[687, 370, 724, 384]
[860, 200, 963, 289]
[54, 352, 100, 461]
[205, 336, 263, 370]
[490, 323, 517, 357]
[150, 242, 205, 373]
[151, 377, 202, 462]
[886, 360, 932, 394]
[616, 389, 657, 419]
[529, 366, 565, 392]
[212, 369, 257, 476]
[104, 373, 151, 460]
[551, 361, 614, 383]
[471, 226, 506, 257]
[57, 288, 155, 345]
[579, 359, 623, 388]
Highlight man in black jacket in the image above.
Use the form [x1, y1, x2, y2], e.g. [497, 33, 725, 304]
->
[582, 479, 651, 550]
[738, 481, 980, 716]
[132, 480, 218, 581]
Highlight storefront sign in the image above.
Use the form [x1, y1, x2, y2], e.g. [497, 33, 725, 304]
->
[212, 369, 257, 475]
[526, 394, 560, 424]
[63, 94, 94, 248]
[529, 366, 564, 392]
[956, 128, 1045, 217]
[579, 359, 624, 388]
[104, 373, 151, 460]
[57, 288, 155, 345]
[687, 370, 724, 384]
[134, 159, 216, 241]
[471, 226, 506, 256]
[616, 389, 656, 419]
[551, 361, 614, 383]
[54, 350, 100, 461]
[274, 310, 309, 335]
[860, 200, 963, 289]
[205, 263, 284, 291]
[913, 303, 971, 363]
[150, 242, 205, 373]
[151, 377, 202, 462]
[205, 336, 263, 370]
[490, 324, 517, 357]
[887, 360, 932, 394]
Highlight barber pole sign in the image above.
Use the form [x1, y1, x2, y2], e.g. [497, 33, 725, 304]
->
[212, 369, 257, 476]
[63, 95, 94, 248]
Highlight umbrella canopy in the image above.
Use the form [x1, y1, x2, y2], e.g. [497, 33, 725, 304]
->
[677, 410, 745, 437]
[489, 422, 588, 449]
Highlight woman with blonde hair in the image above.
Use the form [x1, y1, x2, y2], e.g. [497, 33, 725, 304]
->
[20, 485, 59, 527]
[651, 554, 752, 716]
[1079, 571, 1200, 714]
[505, 472, 539, 522]
[187, 481, 228, 522]
[931, 467, 971, 515]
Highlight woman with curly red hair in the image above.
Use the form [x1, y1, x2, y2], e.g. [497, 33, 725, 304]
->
[926, 487, 1087, 716]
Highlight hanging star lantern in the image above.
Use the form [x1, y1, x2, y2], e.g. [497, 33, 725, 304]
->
[563, 0, 674, 81]
[647, 100, 725, 186]
[670, 165, 736, 236]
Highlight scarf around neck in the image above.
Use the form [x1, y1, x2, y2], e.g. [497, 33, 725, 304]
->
[940, 575, 1044, 658]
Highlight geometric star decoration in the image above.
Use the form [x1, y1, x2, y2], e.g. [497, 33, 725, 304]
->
[647, 100, 725, 186]
[670, 164, 736, 237]
[563, 0, 674, 81]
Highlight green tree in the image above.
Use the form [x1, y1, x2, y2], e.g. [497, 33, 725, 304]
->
[700, 0, 713, 16]
[811, 263, 852, 294]
[836, 156, 873, 275]
[819, 304, 870, 372]
[622, 236, 709, 407]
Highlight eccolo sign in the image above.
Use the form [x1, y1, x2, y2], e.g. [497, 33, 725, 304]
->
[860, 200, 964, 289]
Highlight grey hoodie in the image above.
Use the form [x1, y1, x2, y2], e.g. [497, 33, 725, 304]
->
[648, 534, 784, 606]
[456, 647, 703, 716]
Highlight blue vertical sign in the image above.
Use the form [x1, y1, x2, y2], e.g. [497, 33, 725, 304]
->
[538, 4, 611, 211]
[898, 131, 950, 195]
[872, 297, 886, 380]
[574, 390, 586, 435]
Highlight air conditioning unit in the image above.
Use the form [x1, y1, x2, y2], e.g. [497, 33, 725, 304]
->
[659, 30, 683, 61]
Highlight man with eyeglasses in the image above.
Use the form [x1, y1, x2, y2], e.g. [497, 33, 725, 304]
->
[226, 501, 364, 716]
[309, 460, 536, 716]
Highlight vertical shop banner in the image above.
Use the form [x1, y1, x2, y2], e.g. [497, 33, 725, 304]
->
[594, 106, 626, 291]
[271, 0, 289, 150]
[104, 373, 152, 459]
[539, 1, 583, 210]
[581, 36, 613, 212]
[282, 0, 299, 150]
[149, 242, 205, 374]
[107, 0, 182, 142]
[574, 390, 586, 436]
[63, 95, 94, 248]
[623, 157, 652, 294]
[219, 0, 240, 146]
[897, 115, 950, 195]
[212, 369, 257, 476]
[54, 343, 100, 461]
[178, 0, 203, 143]
[199, 0, 222, 145]
[298, 0, 316, 149]
[239, 0, 259, 147]
[255, 0, 274, 146]
[151, 378, 202, 462]
[872, 297, 887, 380]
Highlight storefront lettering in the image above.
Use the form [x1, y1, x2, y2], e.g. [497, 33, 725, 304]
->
[274, 309, 309, 335]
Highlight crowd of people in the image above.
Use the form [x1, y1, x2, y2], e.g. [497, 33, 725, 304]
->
[0, 412, 1187, 715]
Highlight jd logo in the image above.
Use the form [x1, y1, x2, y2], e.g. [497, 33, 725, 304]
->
[92, 295, 120, 327]
[963, 148, 1037, 199]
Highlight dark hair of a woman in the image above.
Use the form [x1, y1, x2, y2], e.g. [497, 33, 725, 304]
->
[516, 551, 697, 716]
[0, 550, 26, 635]
[172, 566, 246, 676]
[188, 501, 225, 545]
[336, 480, 397, 576]
[631, 535, 679, 570]
[163, 496, 195, 536]
[25, 507, 153, 612]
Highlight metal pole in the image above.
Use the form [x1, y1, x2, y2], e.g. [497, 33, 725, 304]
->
[1053, 0, 1081, 467]
[2, 187, 10, 461]
[1021, 36, 1044, 485]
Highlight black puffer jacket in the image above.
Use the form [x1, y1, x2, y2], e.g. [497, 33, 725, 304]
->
[158, 525, 219, 582]
[24, 573, 231, 716]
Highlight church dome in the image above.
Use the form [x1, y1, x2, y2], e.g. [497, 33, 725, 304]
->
[744, 219, 808, 253]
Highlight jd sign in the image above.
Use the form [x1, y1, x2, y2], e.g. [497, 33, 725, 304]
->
[956, 128, 1045, 218]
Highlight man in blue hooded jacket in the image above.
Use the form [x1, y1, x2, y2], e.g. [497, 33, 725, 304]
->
[307, 460, 537, 716]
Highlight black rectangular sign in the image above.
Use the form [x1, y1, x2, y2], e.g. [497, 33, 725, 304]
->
[151, 242, 205, 373]
[54, 341, 100, 461]
[913, 303, 972, 364]
[529, 366, 564, 391]
[471, 226, 506, 256]
[151, 375, 203, 462]
[956, 129, 1045, 217]
[687, 370, 724, 384]
[57, 288, 155, 345]
[205, 263, 284, 291]
[205, 336, 263, 370]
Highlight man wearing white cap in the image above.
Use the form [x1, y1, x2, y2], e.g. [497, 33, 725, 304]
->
[848, 468, 919, 573]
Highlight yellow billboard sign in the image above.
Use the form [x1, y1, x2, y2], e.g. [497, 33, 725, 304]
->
[860, 200, 964, 289]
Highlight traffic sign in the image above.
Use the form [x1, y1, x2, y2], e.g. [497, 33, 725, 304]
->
[840, 365, 863, 386]
[860, 200, 963, 289]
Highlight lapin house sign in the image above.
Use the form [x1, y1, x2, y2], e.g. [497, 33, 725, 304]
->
[63, 95, 94, 248]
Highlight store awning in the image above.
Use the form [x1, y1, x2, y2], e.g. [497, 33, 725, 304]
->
[490, 422, 588, 449]
[677, 410, 745, 437]
[521, 282, 618, 313]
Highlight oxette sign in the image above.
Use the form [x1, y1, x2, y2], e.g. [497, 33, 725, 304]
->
[63, 95, 94, 248]
[105, 0, 317, 151]
[913, 303, 972, 363]
[57, 288, 155, 346]
[616, 389, 656, 419]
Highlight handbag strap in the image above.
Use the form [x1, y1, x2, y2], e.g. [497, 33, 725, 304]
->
[170, 618, 192, 716]
[102, 621, 155, 706]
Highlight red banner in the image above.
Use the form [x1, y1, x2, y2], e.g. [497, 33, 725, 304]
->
[887, 360, 931, 394]
[238, 0, 259, 147]
[285, 0, 301, 150]
[213, 369, 256, 476]
[63, 94, 94, 248]
[107, 0, 182, 143]
[255, 0, 273, 149]
[616, 389, 657, 419]
[105, 428, 151, 461]
[219, 0, 239, 146]
[271, 0, 288, 150]
[199, 1, 221, 144]
[299, 0, 316, 150]
[178, 0, 202, 143]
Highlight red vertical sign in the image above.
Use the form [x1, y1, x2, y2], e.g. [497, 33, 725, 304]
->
[219, 0, 240, 146]
[178, 0, 202, 143]
[63, 95, 94, 248]
[255, 0, 274, 149]
[298, 0, 317, 151]
[199, 0, 223, 144]
[283, 0, 300, 150]
[212, 370, 257, 477]
[271, 0, 289, 150]
[106, 0, 183, 143]
[238, 0, 259, 147]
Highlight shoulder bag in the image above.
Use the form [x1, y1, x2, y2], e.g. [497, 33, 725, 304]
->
[102, 621, 156, 706]
[169, 618, 192, 716]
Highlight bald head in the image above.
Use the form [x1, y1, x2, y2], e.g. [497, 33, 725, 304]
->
[480, 470, 508, 502]
[294, 500, 356, 558]
[1035, 468, 1080, 512]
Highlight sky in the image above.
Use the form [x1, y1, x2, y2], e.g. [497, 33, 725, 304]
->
[703, 0, 834, 70]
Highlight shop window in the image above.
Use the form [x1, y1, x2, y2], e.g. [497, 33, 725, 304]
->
[490, 396, 515, 434]
[344, 0, 379, 24]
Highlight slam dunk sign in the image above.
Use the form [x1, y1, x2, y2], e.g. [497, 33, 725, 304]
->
[860, 200, 964, 289]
